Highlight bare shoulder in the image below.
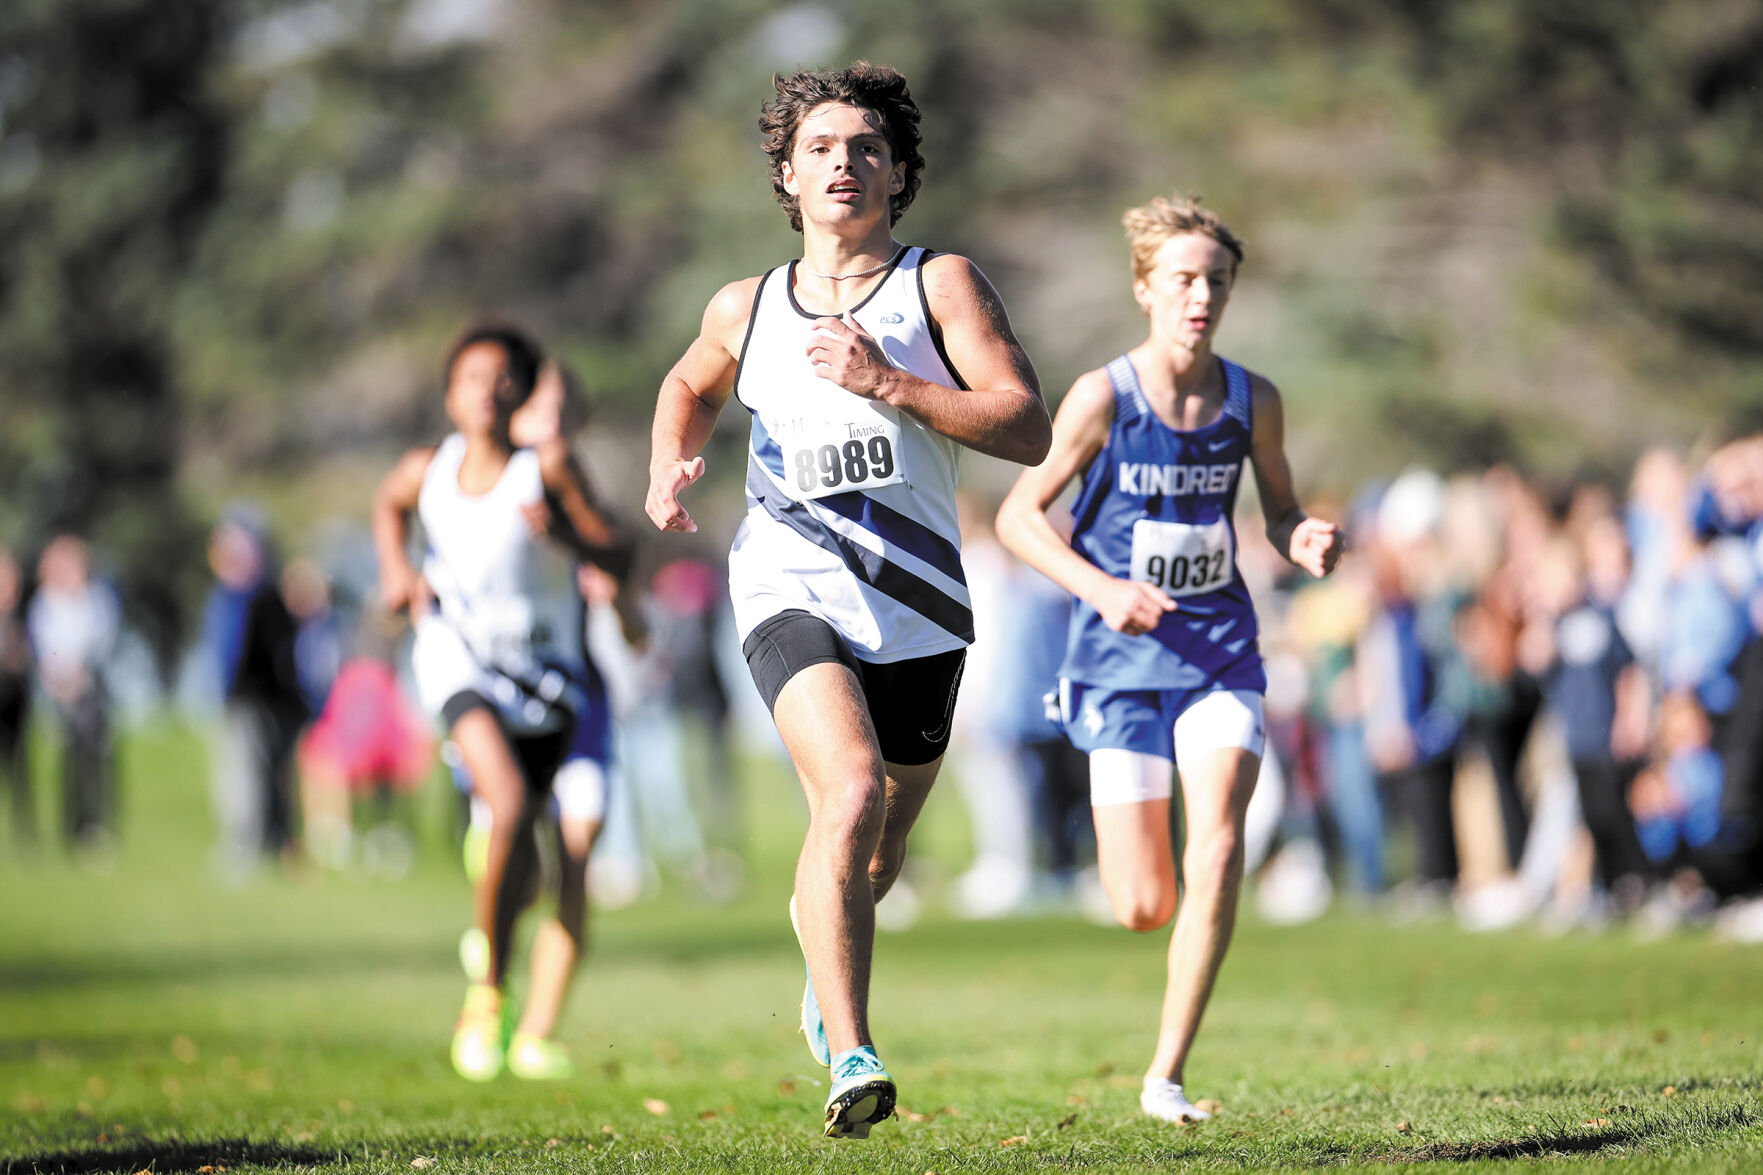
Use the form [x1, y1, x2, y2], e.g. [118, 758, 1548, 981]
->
[393, 444, 439, 481]
[703, 275, 766, 353]
[1242, 366, 1283, 408]
[1062, 366, 1119, 418]
[378, 444, 438, 502]
[1049, 366, 1118, 450]
[919, 252, 996, 307]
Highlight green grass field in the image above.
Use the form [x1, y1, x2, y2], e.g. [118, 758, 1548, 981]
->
[3, 723, 1761, 1174]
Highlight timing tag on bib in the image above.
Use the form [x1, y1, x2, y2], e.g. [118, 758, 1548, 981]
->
[1129, 517, 1234, 598]
[775, 408, 906, 501]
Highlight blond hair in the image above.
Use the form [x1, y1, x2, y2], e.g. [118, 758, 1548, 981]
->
[1122, 194, 1244, 283]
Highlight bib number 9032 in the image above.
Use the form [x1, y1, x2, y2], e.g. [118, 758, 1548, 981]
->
[1129, 517, 1233, 598]
[792, 434, 898, 497]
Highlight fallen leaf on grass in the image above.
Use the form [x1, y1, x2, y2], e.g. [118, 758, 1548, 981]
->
[1396, 1122, 1411, 1134]
[895, 1105, 931, 1123]
[544, 1139, 560, 1148]
[777, 1080, 797, 1098]
[643, 1098, 669, 1116]
[999, 1135, 1027, 1146]
[698, 1110, 718, 1121]
[600, 1125, 616, 1136]
[1065, 1093, 1088, 1107]
[1583, 1118, 1609, 1128]
[410, 1158, 436, 1169]
[1663, 1086, 1677, 1097]
[1056, 1113, 1078, 1130]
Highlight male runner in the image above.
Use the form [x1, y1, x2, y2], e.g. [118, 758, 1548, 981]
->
[645, 62, 1049, 1138]
[996, 194, 1342, 1123]
[374, 325, 633, 1082]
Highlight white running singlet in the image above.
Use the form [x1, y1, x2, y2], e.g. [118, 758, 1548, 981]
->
[728, 246, 973, 663]
[411, 433, 568, 733]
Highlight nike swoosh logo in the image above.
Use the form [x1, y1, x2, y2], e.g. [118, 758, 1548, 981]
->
[1207, 437, 1233, 452]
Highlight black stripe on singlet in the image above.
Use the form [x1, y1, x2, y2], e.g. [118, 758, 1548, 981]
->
[745, 458, 975, 641]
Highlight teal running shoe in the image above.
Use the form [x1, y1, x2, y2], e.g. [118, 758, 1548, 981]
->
[788, 895, 830, 1067]
[823, 1047, 895, 1139]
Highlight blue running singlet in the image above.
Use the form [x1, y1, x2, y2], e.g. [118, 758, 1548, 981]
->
[1057, 354, 1266, 696]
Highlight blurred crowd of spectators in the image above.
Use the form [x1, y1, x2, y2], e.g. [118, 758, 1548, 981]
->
[923, 437, 1763, 940]
[5, 436, 1763, 943]
[1242, 438, 1763, 938]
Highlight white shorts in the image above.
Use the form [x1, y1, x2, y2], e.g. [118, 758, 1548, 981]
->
[1088, 689, 1266, 807]
[551, 757, 606, 825]
[411, 615, 565, 735]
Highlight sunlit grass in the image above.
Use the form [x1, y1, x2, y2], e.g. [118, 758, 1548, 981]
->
[2, 722, 1761, 1172]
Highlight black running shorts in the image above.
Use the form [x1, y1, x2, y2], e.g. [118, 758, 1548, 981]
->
[442, 689, 573, 793]
[741, 609, 966, 766]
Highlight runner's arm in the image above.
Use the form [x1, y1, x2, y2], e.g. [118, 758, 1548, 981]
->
[646, 277, 756, 533]
[1248, 375, 1342, 578]
[996, 370, 1175, 636]
[536, 438, 635, 581]
[371, 446, 436, 614]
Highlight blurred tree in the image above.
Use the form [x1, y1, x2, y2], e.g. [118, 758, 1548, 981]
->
[0, 0, 229, 673]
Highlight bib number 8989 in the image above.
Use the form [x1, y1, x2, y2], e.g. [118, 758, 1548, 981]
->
[795, 435, 896, 493]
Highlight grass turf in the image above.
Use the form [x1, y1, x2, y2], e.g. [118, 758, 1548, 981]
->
[2, 722, 1761, 1173]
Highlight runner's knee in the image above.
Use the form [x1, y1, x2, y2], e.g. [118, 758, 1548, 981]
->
[1108, 876, 1176, 931]
[1182, 825, 1244, 892]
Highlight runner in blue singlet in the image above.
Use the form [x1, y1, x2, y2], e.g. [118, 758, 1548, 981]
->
[997, 193, 1342, 1126]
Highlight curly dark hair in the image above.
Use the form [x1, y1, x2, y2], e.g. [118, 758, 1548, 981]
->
[758, 61, 924, 233]
[443, 320, 543, 404]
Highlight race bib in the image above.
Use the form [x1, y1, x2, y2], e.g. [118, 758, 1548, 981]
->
[773, 408, 906, 501]
[1129, 517, 1234, 598]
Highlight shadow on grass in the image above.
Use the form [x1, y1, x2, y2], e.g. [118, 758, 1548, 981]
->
[1331, 1103, 1754, 1164]
[1, 1137, 348, 1174]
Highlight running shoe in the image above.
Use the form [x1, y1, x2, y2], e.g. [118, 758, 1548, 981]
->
[823, 1047, 896, 1139]
[450, 984, 505, 1082]
[458, 927, 489, 984]
[1140, 1078, 1210, 1123]
[507, 1033, 574, 1081]
[788, 895, 830, 1067]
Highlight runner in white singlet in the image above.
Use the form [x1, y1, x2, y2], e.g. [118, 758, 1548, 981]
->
[645, 63, 1050, 1139]
[373, 325, 634, 1083]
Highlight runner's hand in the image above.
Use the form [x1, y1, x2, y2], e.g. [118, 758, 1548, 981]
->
[1290, 516, 1343, 578]
[646, 456, 705, 533]
[806, 313, 895, 398]
[381, 563, 432, 620]
[1092, 577, 1177, 636]
[520, 498, 552, 539]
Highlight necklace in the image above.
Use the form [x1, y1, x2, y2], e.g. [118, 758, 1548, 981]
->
[804, 245, 904, 281]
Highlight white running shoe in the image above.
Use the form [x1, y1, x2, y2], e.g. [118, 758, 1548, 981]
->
[1140, 1079, 1210, 1123]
